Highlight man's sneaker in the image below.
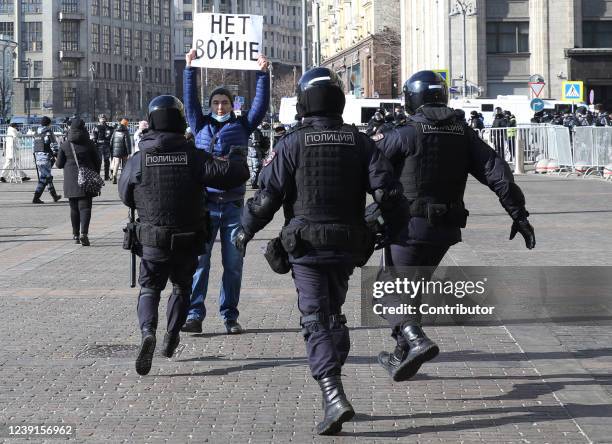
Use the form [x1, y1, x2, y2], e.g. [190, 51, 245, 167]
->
[135, 331, 156, 376]
[161, 332, 180, 358]
[181, 319, 202, 333]
[225, 320, 243, 335]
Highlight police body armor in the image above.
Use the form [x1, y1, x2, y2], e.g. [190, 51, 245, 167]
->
[94, 124, 113, 144]
[33, 128, 55, 154]
[132, 145, 209, 253]
[280, 124, 373, 265]
[401, 116, 470, 228]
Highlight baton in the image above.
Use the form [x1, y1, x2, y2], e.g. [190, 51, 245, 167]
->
[129, 207, 136, 288]
[33, 153, 40, 182]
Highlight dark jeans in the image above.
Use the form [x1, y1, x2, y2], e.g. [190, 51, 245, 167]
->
[68, 197, 92, 236]
[378, 243, 449, 347]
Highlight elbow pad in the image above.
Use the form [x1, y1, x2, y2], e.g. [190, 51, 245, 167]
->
[247, 191, 280, 220]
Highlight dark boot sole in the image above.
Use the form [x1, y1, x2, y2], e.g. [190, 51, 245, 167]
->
[316, 406, 355, 436]
[392, 344, 439, 382]
[135, 335, 156, 376]
[181, 323, 202, 333]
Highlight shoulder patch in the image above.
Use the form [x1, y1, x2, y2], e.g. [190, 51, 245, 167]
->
[420, 122, 465, 135]
[305, 131, 355, 146]
[145, 152, 188, 167]
[263, 150, 277, 167]
[371, 133, 385, 142]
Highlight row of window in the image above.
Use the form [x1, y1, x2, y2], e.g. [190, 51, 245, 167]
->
[91, 0, 171, 27]
[90, 60, 171, 84]
[92, 25, 171, 61]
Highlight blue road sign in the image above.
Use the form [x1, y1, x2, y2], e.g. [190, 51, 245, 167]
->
[530, 98, 545, 112]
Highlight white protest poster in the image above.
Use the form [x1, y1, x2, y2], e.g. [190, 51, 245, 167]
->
[192, 13, 263, 70]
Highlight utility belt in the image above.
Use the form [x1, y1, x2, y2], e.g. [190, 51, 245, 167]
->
[279, 223, 374, 267]
[407, 199, 469, 228]
[123, 221, 209, 254]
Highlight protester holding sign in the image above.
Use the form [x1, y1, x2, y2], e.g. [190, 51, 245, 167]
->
[181, 45, 269, 336]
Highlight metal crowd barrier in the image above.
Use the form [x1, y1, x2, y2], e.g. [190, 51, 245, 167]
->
[573, 127, 612, 175]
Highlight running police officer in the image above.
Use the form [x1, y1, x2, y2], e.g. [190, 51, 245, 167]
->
[32, 116, 61, 204]
[91, 114, 114, 180]
[118, 95, 249, 376]
[373, 71, 535, 382]
[232, 67, 404, 435]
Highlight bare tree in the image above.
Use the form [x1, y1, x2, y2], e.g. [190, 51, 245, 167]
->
[372, 27, 401, 98]
[271, 69, 296, 116]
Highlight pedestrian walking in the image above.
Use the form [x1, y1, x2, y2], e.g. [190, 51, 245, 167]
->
[110, 118, 132, 184]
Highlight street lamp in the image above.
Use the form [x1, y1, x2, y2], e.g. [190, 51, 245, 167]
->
[450, 0, 477, 98]
[137, 66, 143, 116]
[89, 63, 96, 119]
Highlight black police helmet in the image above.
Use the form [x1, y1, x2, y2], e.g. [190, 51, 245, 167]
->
[296, 67, 345, 117]
[148, 95, 187, 133]
[403, 71, 448, 114]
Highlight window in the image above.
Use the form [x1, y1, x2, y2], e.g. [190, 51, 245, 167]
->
[153, 0, 160, 25]
[0, 22, 14, 38]
[26, 85, 40, 108]
[134, 30, 141, 57]
[583, 21, 612, 48]
[91, 0, 99, 15]
[133, 0, 140, 21]
[124, 28, 131, 57]
[21, 0, 42, 14]
[62, 60, 79, 77]
[163, 34, 170, 60]
[61, 21, 79, 51]
[143, 0, 150, 23]
[486, 22, 529, 54]
[102, 25, 110, 54]
[21, 22, 43, 51]
[162, 0, 170, 26]
[0, 1, 14, 14]
[183, 12, 192, 21]
[33, 60, 42, 77]
[61, 0, 78, 13]
[123, 0, 131, 20]
[113, 0, 120, 18]
[113, 27, 121, 55]
[143, 31, 151, 59]
[153, 33, 160, 59]
[101, 0, 110, 16]
[92, 24, 100, 52]
[184, 27, 192, 39]
[64, 87, 76, 109]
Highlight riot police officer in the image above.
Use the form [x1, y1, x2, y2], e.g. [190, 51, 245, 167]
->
[247, 123, 270, 189]
[232, 67, 403, 435]
[118, 96, 249, 376]
[91, 114, 114, 180]
[32, 116, 61, 204]
[373, 71, 535, 382]
[365, 109, 385, 136]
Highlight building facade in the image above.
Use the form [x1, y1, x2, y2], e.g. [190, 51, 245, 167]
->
[0, 0, 174, 121]
[401, 0, 612, 108]
[318, 0, 401, 99]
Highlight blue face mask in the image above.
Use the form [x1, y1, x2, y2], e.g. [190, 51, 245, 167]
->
[212, 112, 231, 123]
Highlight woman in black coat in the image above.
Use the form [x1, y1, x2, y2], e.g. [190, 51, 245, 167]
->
[110, 119, 132, 184]
[55, 118, 102, 246]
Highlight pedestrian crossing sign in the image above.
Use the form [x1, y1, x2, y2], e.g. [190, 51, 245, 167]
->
[433, 69, 449, 85]
[562, 81, 584, 102]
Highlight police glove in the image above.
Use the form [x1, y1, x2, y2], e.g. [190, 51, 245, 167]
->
[233, 226, 253, 257]
[509, 218, 535, 249]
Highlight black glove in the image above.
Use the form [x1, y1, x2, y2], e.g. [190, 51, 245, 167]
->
[233, 226, 253, 257]
[509, 218, 535, 249]
[364, 202, 389, 250]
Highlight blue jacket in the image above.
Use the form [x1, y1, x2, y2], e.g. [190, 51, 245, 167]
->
[183, 67, 269, 202]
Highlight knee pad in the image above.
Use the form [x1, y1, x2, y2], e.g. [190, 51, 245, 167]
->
[300, 312, 329, 340]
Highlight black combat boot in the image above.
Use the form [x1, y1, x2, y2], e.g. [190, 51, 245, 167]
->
[315, 375, 355, 435]
[50, 190, 62, 202]
[161, 332, 180, 358]
[135, 329, 156, 376]
[378, 326, 439, 382]
[32, 191, 44, 204]
[79, 234, 90, 246]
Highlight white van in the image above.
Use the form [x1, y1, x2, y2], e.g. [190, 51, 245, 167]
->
[279, 95, 403, 126]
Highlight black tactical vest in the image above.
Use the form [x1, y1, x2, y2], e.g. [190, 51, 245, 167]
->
[292, 125, 365, 224]
[94, 124, 112, 143]
[400, 120, 470, 206]
[133, 145, 208, 244]
[33, 128, 53, 153]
